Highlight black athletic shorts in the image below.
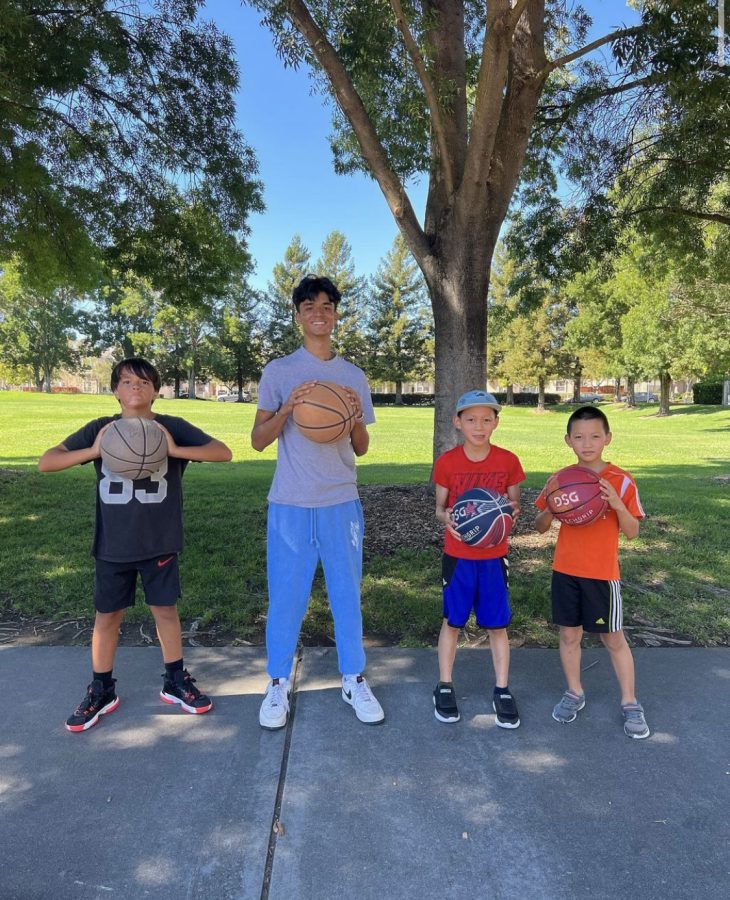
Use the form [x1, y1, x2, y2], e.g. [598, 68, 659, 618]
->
[94, 554, 181, 613]
[551, 570, 623, 633]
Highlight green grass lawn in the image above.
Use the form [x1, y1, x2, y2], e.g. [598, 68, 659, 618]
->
[0, 392, 728, 646]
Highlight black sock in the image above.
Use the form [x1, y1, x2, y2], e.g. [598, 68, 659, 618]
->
[93, 670, 114, 689]
[165, 658, 184, 680]
[494, 685, 509, 694]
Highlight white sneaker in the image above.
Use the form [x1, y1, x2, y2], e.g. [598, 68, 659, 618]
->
[342, 675, 385, 725]
[259, 678, 291, 730]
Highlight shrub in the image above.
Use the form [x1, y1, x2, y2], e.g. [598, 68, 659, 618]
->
[370, 393, 434, 406]
[370, 391, 561, 407]
[692, 381, 724, 405]
[494, 392, 561, 406]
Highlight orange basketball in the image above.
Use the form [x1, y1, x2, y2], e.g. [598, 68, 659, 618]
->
[292, 381, 355, 444]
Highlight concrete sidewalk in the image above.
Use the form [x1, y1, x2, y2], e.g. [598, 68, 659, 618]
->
[2, 647, 728, 899]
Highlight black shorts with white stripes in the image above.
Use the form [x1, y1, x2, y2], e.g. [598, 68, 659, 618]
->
[551, 570, 623, 633]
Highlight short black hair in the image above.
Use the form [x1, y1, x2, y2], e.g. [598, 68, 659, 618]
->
[292, 275, 341, 311]
[567, 405, 610, 435]
[111, 357, 161, 392]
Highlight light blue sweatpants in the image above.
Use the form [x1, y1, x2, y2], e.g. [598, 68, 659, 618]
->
[266, 500, 367, 679]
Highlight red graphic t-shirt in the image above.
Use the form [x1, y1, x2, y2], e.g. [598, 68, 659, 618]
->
[432, 444, 525, 560]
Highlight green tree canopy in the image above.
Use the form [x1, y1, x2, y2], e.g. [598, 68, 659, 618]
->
[208, 279, 265, 396]
[1, 0, 262, 291]
[0, 260, 83, 390]
[245, 0, 722, 455]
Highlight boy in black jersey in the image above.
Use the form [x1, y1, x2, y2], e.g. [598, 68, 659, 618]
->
[39, 358, 232, 732]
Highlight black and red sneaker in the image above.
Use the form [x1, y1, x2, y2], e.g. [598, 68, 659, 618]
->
[65, 679, 119, 733]
[160, 669, 213, 714]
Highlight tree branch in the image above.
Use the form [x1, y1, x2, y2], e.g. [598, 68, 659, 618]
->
[510, 0, 531, 30]
[283, 0, 431, 261]
[461, 0, 514, 200]
[625, 205, 730, 227]
[389, 0, 454, 196]
[539, 25, 645, 79]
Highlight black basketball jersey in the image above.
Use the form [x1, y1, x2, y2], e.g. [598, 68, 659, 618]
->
[63, 413, 212, 562]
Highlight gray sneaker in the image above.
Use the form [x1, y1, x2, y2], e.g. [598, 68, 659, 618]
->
[552, 690, 586, 724]
[622, 702, 650, 739]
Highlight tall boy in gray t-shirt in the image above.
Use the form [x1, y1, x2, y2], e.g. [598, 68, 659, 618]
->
[251, 275, 384, 729]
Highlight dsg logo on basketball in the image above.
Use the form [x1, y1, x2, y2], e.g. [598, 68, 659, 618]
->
[551, 491, 580, 508]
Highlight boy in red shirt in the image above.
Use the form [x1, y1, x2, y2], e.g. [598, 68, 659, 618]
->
[432, 391, 525, 728]
[535, 406, 650, 739]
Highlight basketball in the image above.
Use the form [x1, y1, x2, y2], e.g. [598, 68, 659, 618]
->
[100, 417, 167, 480]
[451, 488, 514, 548]
[292, 381, 355, 444]
[545, 465, 607, 526]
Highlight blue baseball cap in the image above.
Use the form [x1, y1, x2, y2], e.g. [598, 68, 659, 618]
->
[455, 390, 502, 414]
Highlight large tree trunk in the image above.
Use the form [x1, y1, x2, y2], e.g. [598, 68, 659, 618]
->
[626, 375, 636, 407]
[426, 248, 490, 458]
[505, 384, 514, 405]
[659, 370, 671, 416]
[537, 375, 546, 411]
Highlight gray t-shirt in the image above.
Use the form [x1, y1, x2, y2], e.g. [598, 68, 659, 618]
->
[258, 346, 375, 507]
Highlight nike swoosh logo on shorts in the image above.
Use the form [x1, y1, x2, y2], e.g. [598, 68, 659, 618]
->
[157, 556, 175, 568]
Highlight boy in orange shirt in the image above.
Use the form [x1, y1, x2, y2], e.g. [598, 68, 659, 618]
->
[535, 406, 650, 739]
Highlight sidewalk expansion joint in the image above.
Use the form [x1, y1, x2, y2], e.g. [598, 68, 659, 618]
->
[259, 644, 303, 900]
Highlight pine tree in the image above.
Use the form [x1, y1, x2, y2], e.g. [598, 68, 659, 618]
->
[316, 231, 367, 366]
[367, 236, 432, 403]
[265, 235, 311, 359]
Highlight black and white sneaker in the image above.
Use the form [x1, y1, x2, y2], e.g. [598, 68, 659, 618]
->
[65, 679, 119, 733]
[160, 669, 213, 714]
[433, 682, 460, 723]
[493, 689, 520, 729]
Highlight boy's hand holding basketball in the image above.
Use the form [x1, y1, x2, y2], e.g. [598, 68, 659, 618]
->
[342, 386, 364, 423]
[284, 381, 318, 415]
[436, 505, 462, 541]
[90, 423, 110, 458]
[599, 477, 622, 510]
[599, 476, 640, 539]
[154, 420, 180, 456]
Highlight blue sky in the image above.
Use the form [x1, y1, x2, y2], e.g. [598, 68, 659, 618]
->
[201, 2, 639, 291]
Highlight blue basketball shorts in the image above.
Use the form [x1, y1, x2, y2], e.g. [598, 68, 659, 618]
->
[441, 554, 511, 629]
[94, 554, 181, 613]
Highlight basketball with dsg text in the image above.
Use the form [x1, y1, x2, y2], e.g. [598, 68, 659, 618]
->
[451, 488, 514, 548]
[544, 465, 607, 526]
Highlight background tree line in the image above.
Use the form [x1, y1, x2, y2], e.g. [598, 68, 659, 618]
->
[0, 230, 434, 399]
